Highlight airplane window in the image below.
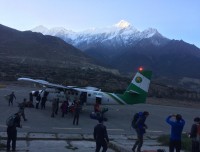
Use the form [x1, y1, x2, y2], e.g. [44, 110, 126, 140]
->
[88, 94, 91, 97]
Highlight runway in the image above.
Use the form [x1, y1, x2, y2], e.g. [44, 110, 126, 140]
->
[0, 83, 199, 136]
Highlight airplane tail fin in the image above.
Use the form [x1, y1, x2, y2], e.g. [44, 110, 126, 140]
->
[118, 69, 152, 104]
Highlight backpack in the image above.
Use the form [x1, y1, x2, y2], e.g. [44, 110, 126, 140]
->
[6, 115, 16, 127]
[131, 113, 139, 129]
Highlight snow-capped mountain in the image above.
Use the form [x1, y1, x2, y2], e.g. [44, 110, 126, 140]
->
[31, 20, 168, 51]
[2, 22, 200, 91]
[31, 20, 200, 83]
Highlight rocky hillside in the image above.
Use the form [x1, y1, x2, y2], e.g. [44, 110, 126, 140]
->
[0, 24, 103, 69]
[1, 60, 200, 102]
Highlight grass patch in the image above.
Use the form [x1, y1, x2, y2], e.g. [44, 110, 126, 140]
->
[0, 142, 6, 149]
[157, 134, 191, 152]
[0, 84, 6, 88]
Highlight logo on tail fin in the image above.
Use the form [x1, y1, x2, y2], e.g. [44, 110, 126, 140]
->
[135, 76, 142, 83]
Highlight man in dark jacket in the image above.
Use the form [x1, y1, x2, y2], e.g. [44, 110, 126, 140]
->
[35, 93, 41, 109]
[94, 118, 109, 152]
[8, 92, 16, 106]
[132, 111, 149, 152]
[7, 112, 22, 151]
[166, 114, 185, 152]
[189, 117, 200, 152]
[73, 100, 81, 125]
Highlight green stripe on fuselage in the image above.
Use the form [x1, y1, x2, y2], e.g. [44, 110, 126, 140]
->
[107, 93, 125, 105]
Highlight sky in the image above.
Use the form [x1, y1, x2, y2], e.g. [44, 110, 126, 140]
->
[0, 0, 199, 48]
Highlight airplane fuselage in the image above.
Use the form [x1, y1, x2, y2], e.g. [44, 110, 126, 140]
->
[37, 88, 122, 105]
[21, 69, 152, 106]
[72, 88, 120, 105]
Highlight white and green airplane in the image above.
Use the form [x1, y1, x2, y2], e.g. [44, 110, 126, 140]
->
[18, 68, 152, 105]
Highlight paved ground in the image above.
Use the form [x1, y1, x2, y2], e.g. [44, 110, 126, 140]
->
[0, 82, 198, 151]
[0, 132, 170, 152]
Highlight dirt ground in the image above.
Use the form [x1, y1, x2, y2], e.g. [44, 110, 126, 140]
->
[147, 97, 200, 109]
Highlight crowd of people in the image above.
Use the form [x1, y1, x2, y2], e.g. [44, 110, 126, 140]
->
[5, 91, 200, 152]
[5, 91, 83, 151]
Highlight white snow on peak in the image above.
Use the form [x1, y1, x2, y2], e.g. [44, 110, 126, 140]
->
[80, 20, 132, 34]
[141, 28, 158, 38]
[48, 27, 75, 36]
[114, 20, 130, 28]
[31, 25, 49, 34]
[30, 21, 164, 47]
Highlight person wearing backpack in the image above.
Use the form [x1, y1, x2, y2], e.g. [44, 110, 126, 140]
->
[132, 111, 149, 152]
[189, 117, 200, 152]
[166, 114, 185, 152]
[6, 112, 22, 151]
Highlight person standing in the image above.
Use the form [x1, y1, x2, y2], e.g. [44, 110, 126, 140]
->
[94, 101, 101, 113]
[60, 100, 68, 117]
[6, 112, 22, 151]
[8, 92, 16, 106]
[51, 99, 57, 117]
[41, 96, 47, 110]
[18, 98, 27, 121]
[94, 118, 109, 152]
[132, 111, 149, 152]
[35, 94, 41, 109]
[41, 91, 48, 110]
[189, 117, 200, 152]
[29, 92, 33, 103]
[166, 114, 185, 152]
[73, 100, 81, 125]
[55, 98, 59, 115]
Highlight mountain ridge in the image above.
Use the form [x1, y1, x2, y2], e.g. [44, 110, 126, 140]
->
[30, 21, 200, 90]
[0, 24, 111, 70]
[31, 20, 169, 48]
[1, 22, 200, 91]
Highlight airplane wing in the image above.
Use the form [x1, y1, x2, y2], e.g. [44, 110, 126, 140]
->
[18, 78, 49, 85]
[17, 78, 73, 90]
[82, 86, 101, 91]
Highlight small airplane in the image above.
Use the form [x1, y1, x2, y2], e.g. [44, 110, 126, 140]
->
[17, 67, 152, 106]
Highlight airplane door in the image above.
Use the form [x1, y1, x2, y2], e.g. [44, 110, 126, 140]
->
[96, 96, 102, 104]
[80, 92, 87, 104]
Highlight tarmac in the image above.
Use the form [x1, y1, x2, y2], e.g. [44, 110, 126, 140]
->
[0, 132, 170, 152]
[0, 84, 190, 152]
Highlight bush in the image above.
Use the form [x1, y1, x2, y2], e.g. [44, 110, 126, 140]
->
[0, 142, 6, 149]
[157, 133, 191, 152]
